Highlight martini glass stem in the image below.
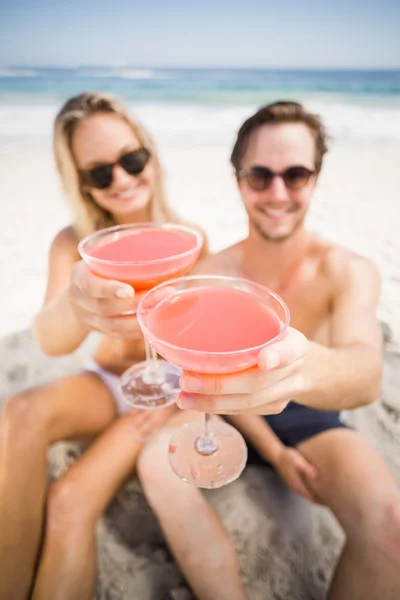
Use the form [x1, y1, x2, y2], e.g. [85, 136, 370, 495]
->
[142, 338, 164, 384]
[195, 413, 219, 456]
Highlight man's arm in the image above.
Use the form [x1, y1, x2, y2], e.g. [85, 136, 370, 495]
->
[227, 413, 320, 501]
[227, 414, 284, 463]
[177, 253, 382, 415]
[295, 254, 382, 410]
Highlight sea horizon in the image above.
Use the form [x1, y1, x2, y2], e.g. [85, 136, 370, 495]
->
[1, 66, 400, 148]
[2, 65, 400, 71]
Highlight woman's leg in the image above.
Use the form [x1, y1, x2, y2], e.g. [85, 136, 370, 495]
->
[0, 372, 117, 600]
[31, 409, 160, 600]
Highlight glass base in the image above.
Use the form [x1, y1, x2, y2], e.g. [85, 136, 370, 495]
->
[120, 360, 182, 409]
[168, 419, 248, 489]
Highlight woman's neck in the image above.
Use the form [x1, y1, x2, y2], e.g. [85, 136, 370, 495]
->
[113, 205, 152, 225]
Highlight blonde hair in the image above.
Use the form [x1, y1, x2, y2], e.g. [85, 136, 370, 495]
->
[53, 92, 178, 240]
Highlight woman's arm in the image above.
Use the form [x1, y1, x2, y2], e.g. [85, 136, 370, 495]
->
[33, 227, 146, 357]
[32, 227, 91, 356]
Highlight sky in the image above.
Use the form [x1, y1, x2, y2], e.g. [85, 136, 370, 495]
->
[1, 0, 400, 69]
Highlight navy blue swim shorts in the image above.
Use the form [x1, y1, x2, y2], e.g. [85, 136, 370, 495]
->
[242, 401, 349, 467]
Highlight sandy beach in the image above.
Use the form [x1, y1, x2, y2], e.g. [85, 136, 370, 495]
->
[1, 87, 400, 598]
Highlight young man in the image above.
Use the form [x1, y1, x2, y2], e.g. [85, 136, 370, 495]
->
[138, 102, 400, 599]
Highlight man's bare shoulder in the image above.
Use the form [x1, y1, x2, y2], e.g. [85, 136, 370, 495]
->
[319, 238, 381, 298]
[192, 242, 243, 276]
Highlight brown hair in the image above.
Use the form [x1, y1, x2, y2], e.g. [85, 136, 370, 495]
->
[231, 100, 329, 174]
[53, 92, 178, 240]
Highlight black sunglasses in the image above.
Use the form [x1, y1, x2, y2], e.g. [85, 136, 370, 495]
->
[237, 165, 315, 191]
[79, 148, 151, 190]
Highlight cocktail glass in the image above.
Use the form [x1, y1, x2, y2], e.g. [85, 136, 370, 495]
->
[137, 275, 290, 488]
[78, 223, 203, 409]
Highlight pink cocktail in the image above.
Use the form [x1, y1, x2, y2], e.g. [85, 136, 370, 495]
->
[81, 226, 201, 290]
[78, 223, 203, 409]
[137, 275, 290, 488]
[145, 286, 283, 373]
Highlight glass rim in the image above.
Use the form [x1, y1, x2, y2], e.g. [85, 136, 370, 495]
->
[137, 274, 290, 357]
[78, 222, 204, 268]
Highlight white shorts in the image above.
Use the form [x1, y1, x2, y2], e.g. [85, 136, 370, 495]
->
[86, 360, 133, 415]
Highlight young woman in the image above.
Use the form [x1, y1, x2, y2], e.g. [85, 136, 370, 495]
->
[0, 92, 211, 600]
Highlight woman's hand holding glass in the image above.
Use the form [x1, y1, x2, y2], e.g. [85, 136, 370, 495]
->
[177, 327, 308, 415]
[69, 260, 144, 339]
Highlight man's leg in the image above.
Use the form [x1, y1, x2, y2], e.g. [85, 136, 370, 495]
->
[137, 411, 248, 600]
[297, 428, 400, 600]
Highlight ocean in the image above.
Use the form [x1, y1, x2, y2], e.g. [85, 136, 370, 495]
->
[1, 67, 400, 147]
